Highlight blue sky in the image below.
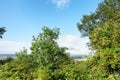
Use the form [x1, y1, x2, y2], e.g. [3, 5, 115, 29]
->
[0, 0, 103, 55]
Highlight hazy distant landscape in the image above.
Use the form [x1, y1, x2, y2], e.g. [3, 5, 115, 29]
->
[0, 54, 16, 59]
[0, 53, 88, 60]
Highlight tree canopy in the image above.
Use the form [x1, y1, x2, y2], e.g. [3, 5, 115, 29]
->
[77, 0, 120, 79]
[77, 0, 120, 50]
[77, 0, 120, 37]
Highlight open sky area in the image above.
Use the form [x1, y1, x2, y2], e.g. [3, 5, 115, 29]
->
[0, 0, 103, 55]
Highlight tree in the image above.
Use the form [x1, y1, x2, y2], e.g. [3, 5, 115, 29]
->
[77, 0, 120, 79]
[30, 27, 70, 69]
[77, 0, 120, 50]
[0, 27, 6, 38]
[30, 26, 70, 79]
[77, 0, 120, 37]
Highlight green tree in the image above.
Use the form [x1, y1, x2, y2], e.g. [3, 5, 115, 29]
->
[77, 0, 120, 37]
[30, 27, 70, 69]
[30, 26, 70, 79]
[77, 0, 120, 79]
[77, 0, 120, 50]
[0, 27, 6, 38]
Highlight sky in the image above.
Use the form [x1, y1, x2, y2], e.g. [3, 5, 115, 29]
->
[0, 0, 103, 55]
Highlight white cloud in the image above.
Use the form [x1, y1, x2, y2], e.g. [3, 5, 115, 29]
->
[0, 41, 31, 54]
[57, 35, 90, 56]
[52, 0, 70, 8]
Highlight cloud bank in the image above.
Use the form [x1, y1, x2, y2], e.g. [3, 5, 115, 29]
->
[0, 35, 90, 55]
[52, 0, 70, 8]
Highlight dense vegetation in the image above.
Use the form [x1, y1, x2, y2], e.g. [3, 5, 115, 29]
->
[0, 0, 120, 79]
[0, 27, 71, 80]
[77, 0, 120, 79]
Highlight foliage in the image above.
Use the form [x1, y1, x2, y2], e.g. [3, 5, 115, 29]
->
[85, 48, 120, 80]
[0, 27, 71, 80]
[30, 26, 71, 79]
[0, 27, 6, 38]
[56, 49, 120, 80]
[89, 21, 120, 50]
[77, 0, 120, 37]
[37, 67, 51, 80]
[0, 49, 37, 80]
[58, 61, 88, 80]
[30, 27, 70, 70]
[77, 0, 120, 79]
